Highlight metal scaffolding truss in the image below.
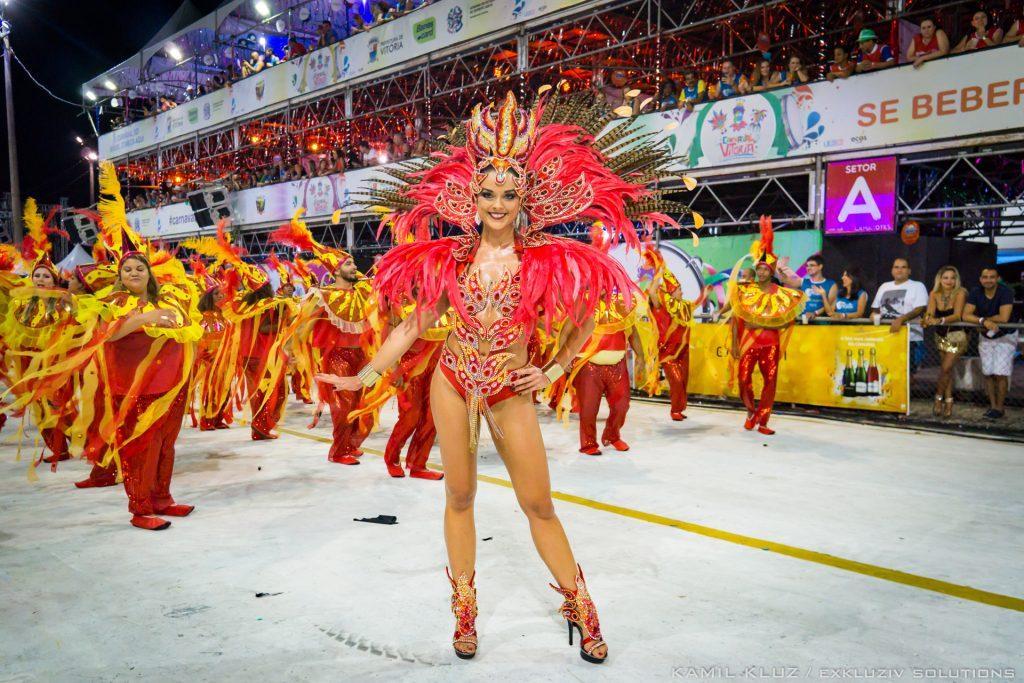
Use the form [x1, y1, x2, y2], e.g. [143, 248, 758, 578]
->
[664, 168, 813, 236]
[898, 144, 1024, 237]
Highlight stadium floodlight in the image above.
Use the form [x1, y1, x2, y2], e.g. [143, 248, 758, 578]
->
[258, 36, 266, 47]
[111, 97, 120, 108]
[84, 150, 99, 162]
[254, 1, 271, 18]
[84, 89, 97, 102]
[74, 135, 84, 145]
[102, 79, 117, 91]
[166, 43, 183, 61]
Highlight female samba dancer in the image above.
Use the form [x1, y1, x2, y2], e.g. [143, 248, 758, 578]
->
[317, 91, 695, 662]
[93, 251, 201, 529]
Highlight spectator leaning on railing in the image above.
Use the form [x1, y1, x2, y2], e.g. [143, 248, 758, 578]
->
[953, 10, 1003, 52]
[821, 267, 868, 320]
[678, 70, 707, 109]
[775, 55, 810, 87]
[855, 29, 896, 73]
[825, 45, 855, 81]
[872, 257, 929, 372]
[713, 60, 750, 99]
[923, 265, 968, 417]
[907, 17, 950, 69]
[264, 46, 280, 67]
[241, 50, 265, 77]
[750, 59, 778, 92]
[962, 267, 1017, 420]
[799, 254, 837, 320]
[1004, 12, 1023, 45]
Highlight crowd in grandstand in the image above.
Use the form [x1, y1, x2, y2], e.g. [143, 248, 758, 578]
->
[645, 11, 1023, 112]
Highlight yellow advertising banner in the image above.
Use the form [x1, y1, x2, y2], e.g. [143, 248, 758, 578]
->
[683, 323, 909, 414]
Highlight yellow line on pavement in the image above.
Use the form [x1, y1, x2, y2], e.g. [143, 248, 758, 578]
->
[270, 424, 1024, 613]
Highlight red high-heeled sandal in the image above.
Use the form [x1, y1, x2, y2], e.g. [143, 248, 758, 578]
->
[550, 565, 607, 664]
[446, 567, 478, 659]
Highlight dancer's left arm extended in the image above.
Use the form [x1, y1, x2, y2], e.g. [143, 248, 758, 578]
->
[315, 297, 447, 390]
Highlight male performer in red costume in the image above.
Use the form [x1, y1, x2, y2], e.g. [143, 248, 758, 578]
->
[643, 247, 697, 421]
[564, 295, 652, 455]
[729, 217, 805, 435]
[360, 304, 449, 479]
[272, 212, 376, 465]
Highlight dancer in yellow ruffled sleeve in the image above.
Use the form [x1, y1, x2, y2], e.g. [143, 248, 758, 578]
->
[729, 216, 806, 435]
[0, 199, 76, 465]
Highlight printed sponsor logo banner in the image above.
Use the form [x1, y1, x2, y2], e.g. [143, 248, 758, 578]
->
[824, 155, 897, 235]
[629, 47, 1023, 170]
[686, 323, 909, 413]
[129, 166, 381, 238]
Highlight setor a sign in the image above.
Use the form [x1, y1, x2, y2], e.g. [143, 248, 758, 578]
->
[824, 155, 897, 235]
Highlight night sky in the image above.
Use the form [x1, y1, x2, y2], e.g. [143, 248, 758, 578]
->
[0, 0, 223, 208]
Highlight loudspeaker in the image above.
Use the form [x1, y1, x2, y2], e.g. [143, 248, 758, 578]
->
[187, 185, 232, 228]
[61, 211, 100, 245]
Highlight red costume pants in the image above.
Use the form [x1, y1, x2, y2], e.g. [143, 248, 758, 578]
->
[318, 346, 371, 460]
[290, 370, 311, 403]
[244, 356, 285, 437]
[115, 389, 187, 516]
[384, 368, 437, 471]
[662, 348, 690, 415]
[573, 358, 630, 450]
[737, 329, 781, 427]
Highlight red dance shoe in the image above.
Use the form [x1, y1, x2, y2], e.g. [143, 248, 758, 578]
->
[156, 504, 195, 517]
[602, 439, 630, 452]
[42, 453, 71, 464]
[743, 415, 756, 431]
[329, 454, 360, 465]
[350, 448, 364, 457]
[74, 478, 116, 489]
[410, 468, 444, 480]
[131, 515, 171, 531]
[670, 412, 686, 421]
[251, 430, 278, 441]
[757, 425, 775, 436]
[386, 462, 406, 478]
[579, 446, 602, 456]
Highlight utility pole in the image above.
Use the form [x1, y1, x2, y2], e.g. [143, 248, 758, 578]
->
[1, 12, 21, 243]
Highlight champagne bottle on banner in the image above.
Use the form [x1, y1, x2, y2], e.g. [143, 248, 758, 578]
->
[855, 349, 868, 396]
[842, 350, 856, 397]
[867, 348, 880, 396]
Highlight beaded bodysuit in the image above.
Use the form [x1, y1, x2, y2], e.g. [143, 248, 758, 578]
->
[439, 263, 524, 450]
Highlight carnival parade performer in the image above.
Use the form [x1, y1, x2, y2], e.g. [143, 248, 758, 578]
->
[2, 164, 203, 529]
[190, 259, 232, 431]
[271, 211, 377, 464]
[556, 292, 656, 455]
[643, 245, 698, 421]
[184, 226, 297, 441]
[355, 302, 450, 479]
[729, 216, 805, 435]
[316, 90, 697, 662]
[0, 199, 76, 466]
[68, 261, 121, 489]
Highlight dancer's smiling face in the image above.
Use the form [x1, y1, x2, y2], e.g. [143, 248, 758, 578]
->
[475, 171, 521, 235]
[32, 267, 56, 288]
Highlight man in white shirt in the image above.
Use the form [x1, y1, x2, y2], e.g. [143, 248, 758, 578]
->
[872, 257, 929, 372]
